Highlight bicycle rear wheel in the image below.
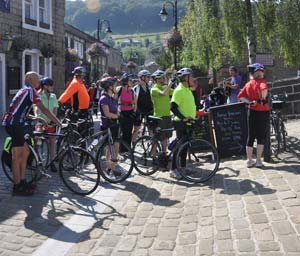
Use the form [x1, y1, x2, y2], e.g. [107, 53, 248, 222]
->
[59, 147, 100, 195]
[176, 139, 219, 183]
[96, 139, 134, 183]
[270, 116, 281, 155]
[133, 135, 161, 176]
[1, 145, 41, 183]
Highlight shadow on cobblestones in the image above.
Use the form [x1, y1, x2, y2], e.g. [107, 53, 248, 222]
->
[22, 195, 125, 242]
[287, 136, 300, 158]
[122, 180, 180, 206]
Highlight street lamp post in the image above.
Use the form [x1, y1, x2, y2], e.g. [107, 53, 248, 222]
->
[96, 19, 112, 79]
[97, 19, 112, 41]
[159, 0, 178, 70]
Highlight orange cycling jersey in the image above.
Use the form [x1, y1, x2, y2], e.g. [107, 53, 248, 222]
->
[58, 78, 90, 110]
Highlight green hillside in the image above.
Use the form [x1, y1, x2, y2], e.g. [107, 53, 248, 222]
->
[65, 0, 189, 35]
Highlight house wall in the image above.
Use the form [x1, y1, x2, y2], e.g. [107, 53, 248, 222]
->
[0, 0, 65, 108]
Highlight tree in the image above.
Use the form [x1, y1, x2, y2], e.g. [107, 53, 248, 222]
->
[180, 0, 300, 69]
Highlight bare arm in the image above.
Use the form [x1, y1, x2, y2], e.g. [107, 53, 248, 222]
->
[159, 80, 172, 96]
[101, 105, 119, 119]
[36, 101, 62, 126]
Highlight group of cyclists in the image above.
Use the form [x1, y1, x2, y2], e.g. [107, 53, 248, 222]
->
[1, 61, 270, 196]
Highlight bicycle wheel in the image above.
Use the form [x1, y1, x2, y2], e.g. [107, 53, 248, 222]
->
[133, 135, 161, 176]
[1, 145, 41, 183]
[59, 146, 100, 195]
[96, 139, 134, 183]
[176, 139, 219, 183]
[57, 130, 82, 151]
[279, 118, 287, 151]
[270, 116, 281, 155]
[35, 137, 49, 167]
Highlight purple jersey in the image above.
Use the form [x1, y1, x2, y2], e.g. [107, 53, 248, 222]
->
[99, 92, 118, 128]
[2, 84, 41, 126]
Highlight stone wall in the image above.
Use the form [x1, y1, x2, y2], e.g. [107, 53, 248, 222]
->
[269, 77, 300, 119]
[0, 0, 65, 107]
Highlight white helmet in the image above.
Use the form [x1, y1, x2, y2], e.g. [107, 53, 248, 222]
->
[176, 67, 193, 77]
[138, 69, 151, 78]
[151, 70, 166, 79]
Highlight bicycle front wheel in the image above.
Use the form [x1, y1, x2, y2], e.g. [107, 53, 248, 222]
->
[176, 139, 219, 183]
[96, 139, 134, 183]
[59, 147, 100, 195]
[133, 135, 161, 176]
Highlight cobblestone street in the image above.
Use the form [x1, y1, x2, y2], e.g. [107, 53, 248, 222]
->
[0, 119, 300, 256]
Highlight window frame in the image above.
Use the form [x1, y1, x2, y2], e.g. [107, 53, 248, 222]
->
[22, 49, 52, 86]
[22, 0, 53, 34]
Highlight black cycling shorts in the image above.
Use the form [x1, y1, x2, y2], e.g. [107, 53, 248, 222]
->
[5, 125, 29, 147]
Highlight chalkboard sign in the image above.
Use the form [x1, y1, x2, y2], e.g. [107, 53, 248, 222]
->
[193, 113, 215, 146]
[210, 102, 248, 158]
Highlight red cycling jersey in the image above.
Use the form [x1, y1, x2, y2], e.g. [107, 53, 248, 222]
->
[238, 78, 270, 111]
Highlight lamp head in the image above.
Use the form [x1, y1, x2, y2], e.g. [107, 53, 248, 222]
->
[159, 5, 168, 22]
[105, 26, 113, 36]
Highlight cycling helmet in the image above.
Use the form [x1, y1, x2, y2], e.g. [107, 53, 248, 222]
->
[247, 63, 264, 72]
[151, 70, 165, 79]
[176, 68, 193, 78]
[40, 77, 54, 86]
[138, 69, 151, 78]
[100, 76, 117, 90]
[72, 66, 86, 76]
[119, 73, 133, 84]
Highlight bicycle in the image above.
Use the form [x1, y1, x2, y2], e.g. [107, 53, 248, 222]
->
[133, 117, 220, 183]
[1, 121, 100, 196]
[79, 119, 134, 184]
[270, 92, 288, 156]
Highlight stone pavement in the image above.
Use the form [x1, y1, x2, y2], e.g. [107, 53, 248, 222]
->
[0, 119, 300, 256]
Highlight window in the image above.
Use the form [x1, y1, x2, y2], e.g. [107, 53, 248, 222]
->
[23, 0, 52, 34]
[23, 49, 52, 83]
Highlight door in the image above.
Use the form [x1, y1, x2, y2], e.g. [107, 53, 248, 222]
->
[0, 53, 6, 116]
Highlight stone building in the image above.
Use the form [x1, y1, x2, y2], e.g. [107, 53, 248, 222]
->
[65, 23, 122, 87]
[0, 0, 65, 115]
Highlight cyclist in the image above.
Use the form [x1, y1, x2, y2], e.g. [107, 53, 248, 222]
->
[132, 69, 153, 143]
[238, 63, 270, 168]
[116, 73, 135, 149]
[224, 66, 242, 104]
[98, 76, 121, 177]
[150, 70, 173, 152]
[58, 66, 90, 120]
[2, 71, 62, 196]
[35, 77, 59, 172]
[170, 68, 197, 179]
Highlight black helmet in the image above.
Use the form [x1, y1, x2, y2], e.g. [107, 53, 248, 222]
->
[100, 76, 117, 90]
[40, 77, 54, 86]
[72, 66, 86, 76]
[119, 73, 133, 84]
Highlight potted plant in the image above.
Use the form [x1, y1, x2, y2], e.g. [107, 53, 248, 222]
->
[86, 42, 110, 57]
[167, 29, 183, 52]
[65, 48, 80, 63]
[11, 36, 30, 52]
[40, 43, 55, 58]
